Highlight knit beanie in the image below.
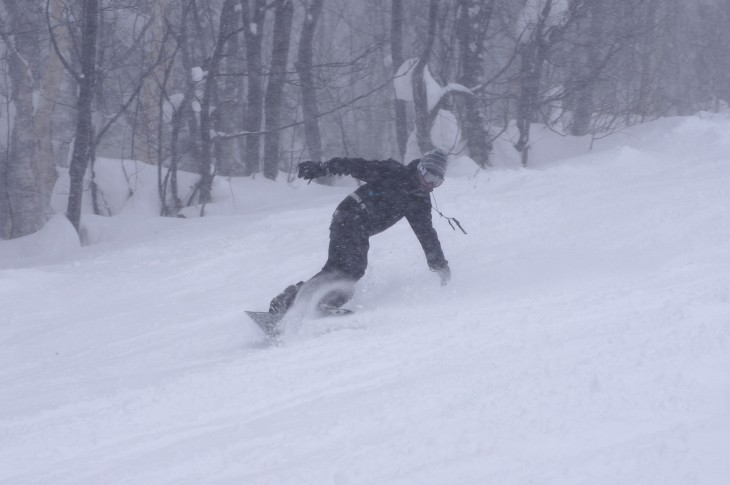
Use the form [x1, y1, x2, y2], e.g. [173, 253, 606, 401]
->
[418, 148, 448, 178]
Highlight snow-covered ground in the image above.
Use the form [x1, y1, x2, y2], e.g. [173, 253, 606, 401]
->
[1, 115, 729, 484]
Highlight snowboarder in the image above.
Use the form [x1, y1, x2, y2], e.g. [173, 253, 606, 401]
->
[268, 148, 452, 319]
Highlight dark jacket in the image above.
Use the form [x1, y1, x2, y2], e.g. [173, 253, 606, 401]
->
[328, 157, 448, 271]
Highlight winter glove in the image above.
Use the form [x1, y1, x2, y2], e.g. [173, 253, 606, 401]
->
[298, 161, 327, 180]
[435, 264, 451, 287]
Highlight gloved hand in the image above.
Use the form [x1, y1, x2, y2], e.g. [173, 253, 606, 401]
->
[298, 161, 327, 180]
[435, 264, 451, 286]
[327, 157, 348, 176]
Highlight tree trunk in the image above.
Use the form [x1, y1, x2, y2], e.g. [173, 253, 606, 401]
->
[566, 1, 604, 136]
[295, 0, 325, 163]
[134, 0, 167, 164]
[455, 0, 493, 168]
[66, 0, 99, 234]
[197, 0, 238, 205]
[35, 0, 66, 196]
[514, 0, 553, 167]
[262, 0, 294, 180]
[515, 40, 544, 167]
[157, 15, 184, 216]
[412, 0, 438, 154]
[391, 0, 408, 160]
[178, 2, 201, 175]
[241, 0, 267, 175]
[214, 0, 243, 176]
[0, 0, 47, 238]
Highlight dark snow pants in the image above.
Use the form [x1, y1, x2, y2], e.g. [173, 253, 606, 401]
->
[301, 197, 370, 307]
[321, 197, 370, 280]
[272, 196, 370, 312]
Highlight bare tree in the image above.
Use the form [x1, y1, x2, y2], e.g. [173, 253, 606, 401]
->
[390, 0, 408, 159]
[214, 0, 244, 177]
[0, 1, 49, 239]
[195, 0, 239, 207]
[3, 0, 729, 239]
[295, 0, 325, 163]
[455, 0, 495, 167]
[134, 0, 169, 165]
[412, 0, 439, 154]
[63, 0, 99, 234]
[35, 0, 67, 194]
[513, 0, 586, 166]
[241, 0, 267, 175]
[263, 0, 294, 180]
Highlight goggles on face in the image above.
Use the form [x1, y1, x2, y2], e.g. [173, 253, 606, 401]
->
[418, 163, 444, 187]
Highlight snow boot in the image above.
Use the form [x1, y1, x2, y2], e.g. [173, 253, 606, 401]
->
[269, 281, 304, 316]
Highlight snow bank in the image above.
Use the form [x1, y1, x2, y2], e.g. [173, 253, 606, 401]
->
[0, 214, 79, 268]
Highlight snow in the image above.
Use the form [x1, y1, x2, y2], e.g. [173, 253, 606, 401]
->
[394, 58, 418, 102]
[162, 93, 185, 122]
[404, 109, 466, 163]
[0, 214, 79, 267]
[394, 58, 465, 111]
[2, 114, 730, 484]
[393, 58, 471, 111]
[190, 66, 206, 83]
[395, 58, 469, 162]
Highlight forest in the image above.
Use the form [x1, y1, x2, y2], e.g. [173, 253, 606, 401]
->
[1, 0, 728, 240]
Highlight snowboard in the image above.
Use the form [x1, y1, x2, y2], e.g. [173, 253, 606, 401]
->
[246, 311, 284, 340]
[246, 307, 354, 342]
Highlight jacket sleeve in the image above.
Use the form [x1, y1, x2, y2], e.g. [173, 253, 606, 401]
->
[325, 157, 405, 183]
[405, 201, 448, 271]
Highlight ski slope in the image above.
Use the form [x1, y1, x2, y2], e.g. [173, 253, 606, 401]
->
[1, 115, 729, 484]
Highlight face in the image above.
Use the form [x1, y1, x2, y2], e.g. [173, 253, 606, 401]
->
[417, 165, 444, 192]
